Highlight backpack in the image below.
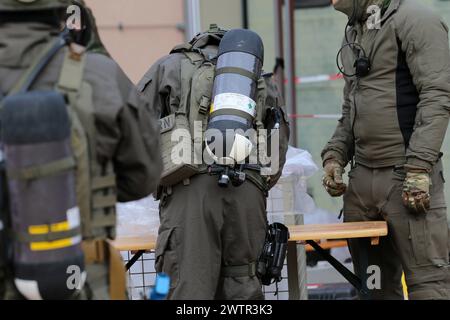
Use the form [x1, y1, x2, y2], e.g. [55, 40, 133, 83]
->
[0, 35, 116, 299]
[158, 27, 271, 192]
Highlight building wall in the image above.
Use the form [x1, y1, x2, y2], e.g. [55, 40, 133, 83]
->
[85, 0, 245, 82]
[199, 0, 243, 31]
[85, 0, 185, 83]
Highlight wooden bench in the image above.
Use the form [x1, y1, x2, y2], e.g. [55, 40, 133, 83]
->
[111, 221, 388, 299]
[305, 240, 347, 252]
[111, 234, 157, 253]
[284, 221, 387, 299]
[289, 221, 387, 244]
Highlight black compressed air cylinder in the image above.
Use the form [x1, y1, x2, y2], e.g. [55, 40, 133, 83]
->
[206, 29, 264, 165]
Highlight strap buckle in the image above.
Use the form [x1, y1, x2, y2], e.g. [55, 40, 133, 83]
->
[198, 96, 210, 115]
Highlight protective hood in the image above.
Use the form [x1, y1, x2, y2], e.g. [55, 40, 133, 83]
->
[333, 0, 383, 23]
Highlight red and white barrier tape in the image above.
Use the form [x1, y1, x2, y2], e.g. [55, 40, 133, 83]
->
[282, 72, 344, 119]
[295, 73, 343, 84]
[284, 73, 344, 85]
[289, 114, 341, 119]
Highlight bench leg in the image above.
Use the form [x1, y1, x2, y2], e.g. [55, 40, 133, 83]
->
[306, 240, 369, 297]
[286, 241, 308, 300]
[125, 250, 145, 271]
[357, 238, 370, 300]
[287, 241, 300, 300]
[297, 244, 308, 300]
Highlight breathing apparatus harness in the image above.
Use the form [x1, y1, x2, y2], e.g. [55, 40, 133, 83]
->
[208, 163, 261, 188]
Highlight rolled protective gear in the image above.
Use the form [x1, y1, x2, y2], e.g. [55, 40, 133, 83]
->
[402, 170, 431, 214]
[0, 0, 72, 11]
[322, 160, 347, 197]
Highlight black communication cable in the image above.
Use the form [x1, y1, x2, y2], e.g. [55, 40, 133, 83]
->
[334, 0, 364, 164]
[335, 0, 370, 78]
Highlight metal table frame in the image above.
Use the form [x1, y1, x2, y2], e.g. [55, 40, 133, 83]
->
[125, 239, 370, 300]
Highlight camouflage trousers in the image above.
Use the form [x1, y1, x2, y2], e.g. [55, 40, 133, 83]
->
[157, 173, 267, 300]
[344, 161, 450, 300]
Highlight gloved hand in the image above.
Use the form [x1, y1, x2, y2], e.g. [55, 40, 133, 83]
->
[402, 169, 431, 214]
[322, 160, 347, 197]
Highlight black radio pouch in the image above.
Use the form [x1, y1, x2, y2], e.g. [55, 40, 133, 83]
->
[257, 222, 290, 286]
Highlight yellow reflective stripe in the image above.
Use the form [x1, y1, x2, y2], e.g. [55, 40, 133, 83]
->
[28, 225, 49, 235]
[50, 221, 70, 233]
[30, 237, 74, 251]
[28, 221, 70, 235]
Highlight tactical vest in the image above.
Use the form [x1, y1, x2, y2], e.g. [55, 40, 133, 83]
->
[0, 36, 116, 299]
[159, 30, 271, 192]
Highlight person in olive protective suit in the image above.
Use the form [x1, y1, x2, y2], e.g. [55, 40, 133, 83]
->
[138, 26, 290, 300]
[0, 0, 162, 300]
[323, 0, 450, 299]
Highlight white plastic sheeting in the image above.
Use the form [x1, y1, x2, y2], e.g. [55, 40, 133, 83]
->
[268, 146, 350, 264]
[116, 196, 160, 237]
[274, 147, 317, 220]
[268, 146, 339, 225]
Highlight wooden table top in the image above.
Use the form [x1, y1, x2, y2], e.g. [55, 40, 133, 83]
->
[110, 221, 388, 252]
[288, 221, 388, 242]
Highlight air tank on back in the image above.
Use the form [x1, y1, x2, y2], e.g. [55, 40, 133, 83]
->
[205, 28, 264, 186]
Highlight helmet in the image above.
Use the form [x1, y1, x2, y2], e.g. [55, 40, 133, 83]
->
[0, 0, 73, 11]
